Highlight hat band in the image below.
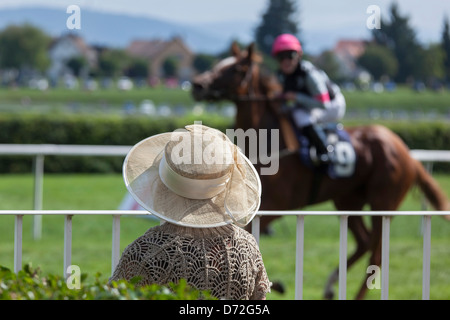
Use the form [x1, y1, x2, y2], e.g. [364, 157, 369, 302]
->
[159, 154, 231, 200]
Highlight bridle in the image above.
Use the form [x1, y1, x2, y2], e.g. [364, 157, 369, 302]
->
[237, 60, 257, 99]
[235, 60, 281, 103]
[203, 58, 276, 103]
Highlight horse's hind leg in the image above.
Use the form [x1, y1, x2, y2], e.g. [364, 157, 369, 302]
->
[324, 199, 370, 299]
[354, 190, 409, 300]
[354, 215, 382, 300]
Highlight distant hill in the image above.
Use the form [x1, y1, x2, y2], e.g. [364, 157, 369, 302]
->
[0, 6, 255, 54]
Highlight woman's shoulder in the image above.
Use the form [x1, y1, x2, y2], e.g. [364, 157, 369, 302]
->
[133, 223, 259, 247]
[124, 224, 177, 249]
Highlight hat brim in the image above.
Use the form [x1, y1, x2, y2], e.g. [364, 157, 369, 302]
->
[123, 132, 261, 228]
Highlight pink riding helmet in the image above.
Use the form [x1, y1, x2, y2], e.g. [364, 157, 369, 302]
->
[271, 34, 303, 56]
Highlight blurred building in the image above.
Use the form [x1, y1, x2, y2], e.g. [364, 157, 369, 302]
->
[47, 33, 98, 82]
[332, 39, 368, 80]
[127, 36, 194, 82]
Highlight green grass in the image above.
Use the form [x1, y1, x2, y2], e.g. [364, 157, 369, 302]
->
[1, 86, 450, 114]
[0, 87, 195, 107]
[344, 86, 450, 113]
[0, 173, 449, 300]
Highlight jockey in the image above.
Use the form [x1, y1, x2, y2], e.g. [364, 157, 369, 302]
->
[272, 33, 346, 165]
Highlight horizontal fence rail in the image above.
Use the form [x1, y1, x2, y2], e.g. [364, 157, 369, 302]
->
[1, 210, 449, 300]
[1, 144, 450, 160]
[0, 144, 132, 157]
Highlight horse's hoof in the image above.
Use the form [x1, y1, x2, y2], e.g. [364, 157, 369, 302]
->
[323, 289, 335, 300]
[261, 226, 274, 236]
[271, 281, 286, 294]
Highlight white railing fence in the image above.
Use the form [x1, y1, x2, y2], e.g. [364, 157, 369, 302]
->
[253, 211, 449, 300]
[1, 145, 450, 299]
[1, 209, 449, 300]
[1, 144, 450, 240]
[0, 144, 131, 239]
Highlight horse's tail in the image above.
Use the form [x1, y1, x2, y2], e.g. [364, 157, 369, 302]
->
[415, 160, 450, 219]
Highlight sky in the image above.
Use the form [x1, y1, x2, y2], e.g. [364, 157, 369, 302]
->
[1, 0, 449, 51]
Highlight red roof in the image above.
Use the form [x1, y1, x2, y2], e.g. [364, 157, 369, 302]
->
[127, 37, 192, 59]
[127, 40, 167, 59]
[333, 40, 366, 59]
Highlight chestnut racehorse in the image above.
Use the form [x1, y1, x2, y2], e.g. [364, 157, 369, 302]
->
[191, 43, 450, 299]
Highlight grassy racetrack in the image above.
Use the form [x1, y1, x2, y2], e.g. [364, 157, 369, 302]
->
[0, 173, 449, 300]
[1, 86, 450, 115]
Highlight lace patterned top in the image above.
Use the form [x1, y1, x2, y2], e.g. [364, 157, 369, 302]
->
[109, 223, 271, 300]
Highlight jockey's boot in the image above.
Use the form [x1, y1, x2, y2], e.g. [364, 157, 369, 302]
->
[302, 124, 335, 165]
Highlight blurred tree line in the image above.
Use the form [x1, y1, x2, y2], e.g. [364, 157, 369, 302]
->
[1, 1, 450, 87]
[0, 24, 51, 73]
[362, 2, 450, 85]
[251, 0, 450, 86]
[0, 25, 149, 81]
[0, 25, 191, 85]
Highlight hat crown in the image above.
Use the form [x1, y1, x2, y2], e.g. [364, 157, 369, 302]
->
[164, 127, 235, 180]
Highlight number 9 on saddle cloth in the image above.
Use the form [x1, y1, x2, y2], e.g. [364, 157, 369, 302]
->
[296, 123, 356, 179]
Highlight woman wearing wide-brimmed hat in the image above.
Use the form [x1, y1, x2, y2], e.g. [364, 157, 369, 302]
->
[109, 124, 270, 300]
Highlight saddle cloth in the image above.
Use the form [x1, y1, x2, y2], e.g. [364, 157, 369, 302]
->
[297, 123, 356, 179]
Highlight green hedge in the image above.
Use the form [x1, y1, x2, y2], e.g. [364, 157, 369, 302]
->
[0, 113, 233, 173]
[0, 264, 214, 300]
[0, 114, 448, 173]
[344, 120, 450, 172]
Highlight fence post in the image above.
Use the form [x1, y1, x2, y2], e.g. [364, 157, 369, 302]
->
[295, 215, 305, 300]
[339, 215, 348, 300]
[64, 215, 73, 279]
[111, 215, 121, 276]
[422, 215, 432, 300]
[33, 154, 45, 240]
[381, 216, 391, 300]
[251, 215, 260, 245]
[14, 215, 23, 273]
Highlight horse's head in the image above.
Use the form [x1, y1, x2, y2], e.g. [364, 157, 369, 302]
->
[192, 42, 274, 102]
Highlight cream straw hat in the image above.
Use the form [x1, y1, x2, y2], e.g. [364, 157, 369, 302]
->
[123, 124, 262, 228]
